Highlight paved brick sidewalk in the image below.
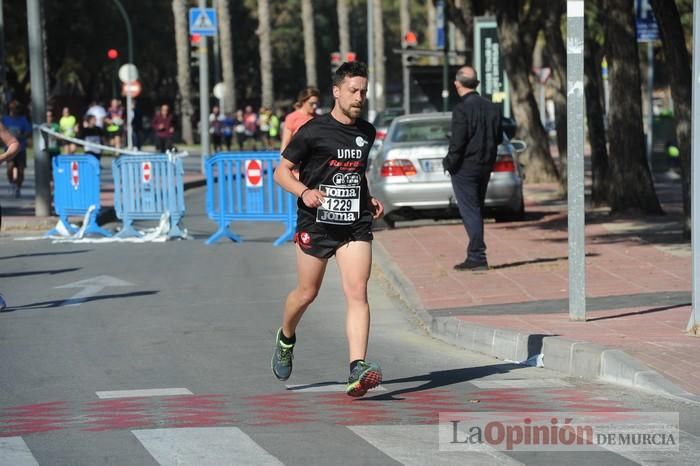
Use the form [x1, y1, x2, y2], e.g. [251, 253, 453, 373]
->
[374, 178, 698, 398]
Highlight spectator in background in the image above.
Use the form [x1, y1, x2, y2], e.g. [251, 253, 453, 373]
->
[85, 99, 107, 128]
[59, 107, 78, 154]
[151, 104, 175, 153]
[104, 98, 124, 149]
[0, 121, 20, 227]
[80, 114, 104, 162]
[258, 106, 271, 150]
[43, 110, 61, 158]
[222, 111, 235, 151]
[234, 109, 246, 150]
[268, 109, 281, 148]
[280, 86, 320, 152]
[209, 105, 224, 153]
[1, 102, 29, 198]
[242, 105, 259, 150]
[130, 99, 144, 150]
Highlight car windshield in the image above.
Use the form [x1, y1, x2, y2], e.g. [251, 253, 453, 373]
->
[390, 119, 451, 143]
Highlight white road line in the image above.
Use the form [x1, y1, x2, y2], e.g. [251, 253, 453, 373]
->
[96, 388, 193, 399]
[349, 424, 523, 466]
[609, 430, 700, 465]
[470, 379, 573, 389]
[285, 383, 386, 393]
[132, 427, 284, 466]
[0, 437, 39, 466]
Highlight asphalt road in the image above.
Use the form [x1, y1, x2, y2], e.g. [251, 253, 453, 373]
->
[1, 186, 700, 465]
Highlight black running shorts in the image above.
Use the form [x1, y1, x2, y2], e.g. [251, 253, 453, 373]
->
[295, 221, 373, 259]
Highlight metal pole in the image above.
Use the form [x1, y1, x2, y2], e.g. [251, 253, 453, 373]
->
[111, 0, 134, 149]
[367, 0, 376, 123]
[27, 0, 49, 216]
[441, 0, 449, 112]
[400, 0, 410, 115]
[0, 0, 7, 115]
[688, 0, 700, 334]
[567, 0, 586, 321]
[198, 0, 210, 170]
[646, 42, 654, 171]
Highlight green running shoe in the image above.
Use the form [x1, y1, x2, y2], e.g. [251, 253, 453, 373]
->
[346, 361, 383, 397]
[271, 328, 295, 381]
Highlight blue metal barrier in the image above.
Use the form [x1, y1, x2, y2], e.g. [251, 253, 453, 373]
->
[48, 154, 111, 237]
[112, 154, 186, 238]
[205, 151, 296, 245]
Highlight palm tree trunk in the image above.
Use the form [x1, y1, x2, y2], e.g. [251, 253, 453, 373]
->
[606, 0, 662, 213]
[650, 0, 691, 236]
[337, 0, 350, 60]
[301, 0, 317, 87]
[373, 0, 385, 112]
[172, 0, 193, 145]
[216, 0, 236, 114]
[494, 1, 559, 182]
[257, 0, 273, 108]
[584, 14, 610, 206]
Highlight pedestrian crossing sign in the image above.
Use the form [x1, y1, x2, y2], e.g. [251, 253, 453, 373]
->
[189, 8, 217, 36]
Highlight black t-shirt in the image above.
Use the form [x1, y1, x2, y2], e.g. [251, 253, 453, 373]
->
[80, 126, 104, 155]
[282, 113, 376, 227]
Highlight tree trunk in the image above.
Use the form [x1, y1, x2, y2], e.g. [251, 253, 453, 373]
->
[301, 0, 317, 87]
[606, 0, 662, 214]
[542, 2, 567, 192]
[494, 1, 559, 182]
[584, 16, 610, 206]
[444, 0, 474, 62]
[651, 0, 691, 236]
[216, 0, 236, 114]
[257, 0, 273, 108]
[337, 0, 351, 61]
[172, 0, 193, 145]
[373, 0, 385, 112]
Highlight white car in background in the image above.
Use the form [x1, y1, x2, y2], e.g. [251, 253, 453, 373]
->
[367, 112, 527, 228]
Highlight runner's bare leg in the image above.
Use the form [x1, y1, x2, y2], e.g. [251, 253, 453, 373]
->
[335, 240, 372, 362]
[282, 243, 328, 338]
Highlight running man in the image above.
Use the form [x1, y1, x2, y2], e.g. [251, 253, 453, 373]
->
[272, 61, 385, 397]
[0, 121, 21, 230]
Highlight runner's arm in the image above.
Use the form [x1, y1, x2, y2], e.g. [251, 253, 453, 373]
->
[0, 122, 20, 165]
[362, 176, 384, 219]
[273, 157, 324, 208]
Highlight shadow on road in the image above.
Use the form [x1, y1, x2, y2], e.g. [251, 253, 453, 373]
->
[1, 290, 159, 312]
[0, 267, 81, 278]
[0, 250, 91, 260]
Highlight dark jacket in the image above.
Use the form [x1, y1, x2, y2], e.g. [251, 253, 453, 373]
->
[443, 91, 502, 175]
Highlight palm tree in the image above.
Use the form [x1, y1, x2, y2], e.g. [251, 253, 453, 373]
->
[301, 0, 317, 87]
[373, 0, 385, 112]
[216, 0, 236, 114]
[257, 0, 273, 108]
[171, 0, 193, 144]
[337, 0, 350, 61]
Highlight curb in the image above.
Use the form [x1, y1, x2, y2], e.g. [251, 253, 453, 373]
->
[372, 240, 700, 405]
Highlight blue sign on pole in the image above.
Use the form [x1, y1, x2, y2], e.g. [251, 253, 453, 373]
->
[636, 0, 659, 42]
[189, 8, 217, 36]
[436, 0, 445, 49]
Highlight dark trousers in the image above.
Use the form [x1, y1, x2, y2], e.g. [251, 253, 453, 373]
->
[451, 165, 491, 263]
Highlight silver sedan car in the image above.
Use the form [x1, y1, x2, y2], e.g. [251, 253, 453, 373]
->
[367, 113, 526, 228]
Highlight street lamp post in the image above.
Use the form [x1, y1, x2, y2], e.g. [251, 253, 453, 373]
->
[111, 0, 135, 149]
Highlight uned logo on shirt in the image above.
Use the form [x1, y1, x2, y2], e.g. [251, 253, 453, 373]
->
[355, 136, 368, 148]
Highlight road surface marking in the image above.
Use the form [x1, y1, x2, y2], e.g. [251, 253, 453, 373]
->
[286, 383, 386, 393]
[0, 437, 39, 466]
[96, 388, 193, 399]
[132, 427, 283, 465]
[55, 275, 134, 307]
[349, 424, 523, 465]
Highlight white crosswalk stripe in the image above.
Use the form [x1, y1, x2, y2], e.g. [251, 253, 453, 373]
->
[95, 388, 193, 399]
[132, 427, 284, 465]
[349, 424, 524, 466]
[0, 437, 39, 466]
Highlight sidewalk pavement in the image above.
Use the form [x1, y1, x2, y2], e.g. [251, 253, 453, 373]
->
[3, 154, 698, 403]
[373, 171, 699, 403]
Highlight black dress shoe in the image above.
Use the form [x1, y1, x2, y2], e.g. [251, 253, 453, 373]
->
[453, 260, 489, 271]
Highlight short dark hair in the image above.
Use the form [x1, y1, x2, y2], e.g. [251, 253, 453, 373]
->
[456, 67, 480, 90]
[333, 61, 368, 87]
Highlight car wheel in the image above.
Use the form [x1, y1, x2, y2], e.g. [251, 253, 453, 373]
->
[377, 214, 397, 229]
[495, 200, 525, 222]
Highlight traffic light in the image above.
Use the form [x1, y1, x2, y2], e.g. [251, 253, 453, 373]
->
[404, 31, 417, 65]
[107, 48, 119, 60]
[190, 34, 201, 68]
